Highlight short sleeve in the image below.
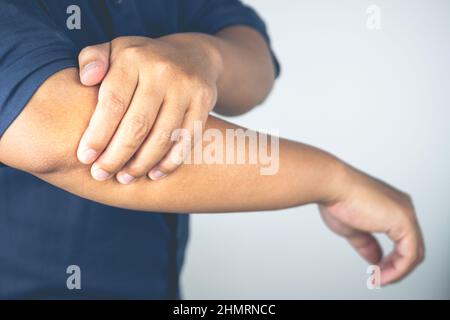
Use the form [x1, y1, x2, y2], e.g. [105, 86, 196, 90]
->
[178, 0, 280, 77]
[0, 0, 78, 137]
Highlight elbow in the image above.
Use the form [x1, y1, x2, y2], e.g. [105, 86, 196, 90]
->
[0, 68, 97, 176]
[214, 105, 253, 117]
[12, 136, 82, 176]
[0, 137, 80, 176]
[0, 113, 81, 176]
[34, 147, 81, 176]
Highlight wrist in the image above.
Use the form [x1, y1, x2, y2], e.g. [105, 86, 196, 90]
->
[318, 155, 351, 206]
[196, 34, 224, 83]
[159, 33, 224, 85]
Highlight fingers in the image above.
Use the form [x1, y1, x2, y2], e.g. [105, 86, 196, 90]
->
[321, 197, 424, 286]
[117, 95, 187, 183]
[91, 81, 165, 183]
[79, 42, 111, 86]
[77, 58, 138, 168]
[150, 109, 204, 177]
[347, 232, 383, 265]
[150, 88, 216, 177]
[320, 208, 384, 265]
[379, 218, 424, 285]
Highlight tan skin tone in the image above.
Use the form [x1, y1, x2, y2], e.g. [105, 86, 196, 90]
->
[76, 27, 275, 184]
[0, 28, 424, 286]
[0, 68, 424, 286]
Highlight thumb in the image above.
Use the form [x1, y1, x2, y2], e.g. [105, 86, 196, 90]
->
[78, 42, 111, 86]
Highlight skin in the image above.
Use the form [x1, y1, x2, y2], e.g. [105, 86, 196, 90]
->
[75, 27, 276, 184]
[0, 68, 424, 286]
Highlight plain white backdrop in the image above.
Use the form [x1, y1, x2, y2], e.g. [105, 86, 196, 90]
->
[182, 0, 450, 299]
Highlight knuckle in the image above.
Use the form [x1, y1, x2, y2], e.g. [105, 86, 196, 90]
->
[168, 149, 187, 167]
[112, 36, 126, 44]
[103, 91, 128, 116]
[121, 46, 143, 61]
[396, 197, 415, 220]
[125, 114, 150, 141]
[402, 207, 416, 222]
[153, 60, 176, 78]
[111, 36, 135, 51]
[152, 129, 173, 148]
[120, 140, 140, 154]
[398, 206, 413, 220]
[184, 76, 217, 107]
[403, 192, 413, 202]
[199, 84, 217, 107]
[182, 73, 202, 87]
[401, 192, 414, 209]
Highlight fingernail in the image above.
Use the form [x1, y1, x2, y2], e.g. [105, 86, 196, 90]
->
[149, 169, 167, 181]
[81, 62, 98, 79]
[117, 173, 135, 185]
[92, 167, 110, 181]
[79, 148, 97, 164]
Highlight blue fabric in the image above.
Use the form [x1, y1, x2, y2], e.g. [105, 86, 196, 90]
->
[0, 0, 277, 299]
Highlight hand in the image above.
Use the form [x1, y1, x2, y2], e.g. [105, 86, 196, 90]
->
[320, 165, 425, 286]
[76, 35, 223, 183]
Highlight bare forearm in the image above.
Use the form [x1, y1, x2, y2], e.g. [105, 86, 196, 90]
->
[0, 68, 340, 214]
[0, 68, 425, 284]
[42, 117, 342, 213]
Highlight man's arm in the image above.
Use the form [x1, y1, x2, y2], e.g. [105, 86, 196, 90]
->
[0, 68, 336, 213]
[0, 68, 424, 284]
[75, 27, 275, 183]
[211, 26, 276, 115]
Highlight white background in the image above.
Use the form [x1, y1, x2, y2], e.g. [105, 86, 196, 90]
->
[183, 0, 450, 299]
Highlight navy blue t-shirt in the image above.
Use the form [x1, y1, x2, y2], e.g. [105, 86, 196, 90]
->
[0, 0, 277, 299]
